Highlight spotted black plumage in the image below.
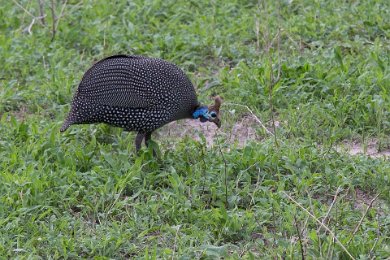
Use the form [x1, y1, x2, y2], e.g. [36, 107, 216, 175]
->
[61, 55, 222, 152]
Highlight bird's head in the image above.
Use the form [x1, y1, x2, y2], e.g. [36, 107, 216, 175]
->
[193, 96, 222, 128]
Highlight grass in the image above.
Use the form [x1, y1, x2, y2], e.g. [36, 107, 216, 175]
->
[0, 0, 389, 258]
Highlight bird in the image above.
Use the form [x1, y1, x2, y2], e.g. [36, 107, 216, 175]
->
[60, 54, 222, 152]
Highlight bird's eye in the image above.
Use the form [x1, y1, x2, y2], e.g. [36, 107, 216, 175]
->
[210, 112, 217, 118]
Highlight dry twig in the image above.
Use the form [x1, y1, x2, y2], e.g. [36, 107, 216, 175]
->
[347, 193, 380, 245]
[24, 15, 46, 34]
[12, 0, 35, 18]
[223, 102, 274, 136]
[283, 192, 355, 260]
[294, 215, 306, 260]
[13, 0, 46, 33]
[50, 0, 56, 40]
[172, 225, 181, 260]
[37, 0, 45, 25]
[369, 212, 381, 257]
[55, 0, 68, 32]
[216, 134, 228, 207]
[258, 0, 282, 147]
[317, 186, 342, 233]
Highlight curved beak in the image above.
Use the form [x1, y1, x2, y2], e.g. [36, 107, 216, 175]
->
[212, 118, 221, 128]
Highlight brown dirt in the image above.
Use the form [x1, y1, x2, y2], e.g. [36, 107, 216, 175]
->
[348, 189, 385, 216]
[157, 118, 389, 160]
[351, 189, 374, 210]
[156, 119, 219, 147]
[13, 106, 29, 121]
[228, 115, 263, 146]
[336, 139, 390, 159]
[1, 106, 30, 122]
[156, 115, 262, 148]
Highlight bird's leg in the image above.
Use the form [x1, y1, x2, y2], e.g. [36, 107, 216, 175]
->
[135, 132, 145, 152]
[144, 132, 157, 156]
[144, 132, 152, 147]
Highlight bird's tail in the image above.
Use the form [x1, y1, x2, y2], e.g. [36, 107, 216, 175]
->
[60, 120, 71, 132]
[60, 109, 76, 132]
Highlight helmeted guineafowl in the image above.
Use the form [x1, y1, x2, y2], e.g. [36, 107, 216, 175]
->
[60, 55, 222, 152]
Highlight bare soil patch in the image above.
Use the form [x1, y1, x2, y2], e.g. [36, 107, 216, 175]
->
[157, 115, 389, 161]
[0, 106, 30, 122]
[336, 139, 390, 159]
[346, 188, 386, 217]
[12, 106, 29, 121]
[156, 115, 262, 147]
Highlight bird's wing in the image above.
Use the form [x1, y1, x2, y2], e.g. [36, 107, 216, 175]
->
[75, 55, 159, 108]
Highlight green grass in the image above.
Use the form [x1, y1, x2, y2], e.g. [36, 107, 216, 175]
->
[1, 0, 389, 258]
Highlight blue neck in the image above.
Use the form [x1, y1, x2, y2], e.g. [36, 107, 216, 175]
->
[193, 106, 209, 119]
